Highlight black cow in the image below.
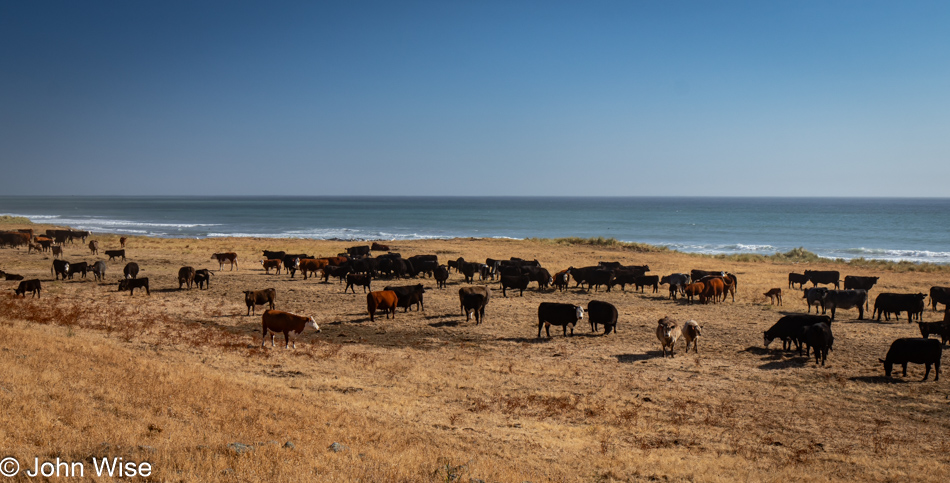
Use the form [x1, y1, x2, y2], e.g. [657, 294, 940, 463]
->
[90, 261, 107, 282]
[586, 269, 615, 292]
[844, 275, 879, 292]
[569, 266, 600, 289]
[383, 284, 426, 312]
[448, 257, 465, 273]
[803, 287, 828, 314]
[262, 250, 286, 262]
[118, 277, 150, 296]
[345, 273, 372, 293]
[14, 279, 41, 298]
[244, 288, 276, 315]
[178, 266, 196, 289]
[350, 256, 377, 277]
[918, 322, 950, 346]
[346, 246, 370, 258]
[433, 265, 449, 289]
[822, 289, 867, 320]
[459, 286, 491, 320]
[105, 249, 126, 261]
[537, 302, 584, 338]
[461, 292, 486, 324]
[608, 268, 646, 292]
[460, 262, 479, 283]
[500, 274, 530, 297]
[283, 254, 308, 278]
[1, 271, 24, 281]
[123, 262, 139, 279]
[930, 286, 950, 312]
[322, 265, 351, 284]
[763, 314, 832, 352]
[634, 275, 660, 294]
[804, 270, 840, 289]
[51, 259, 70, 280]
[880, 338, 942, 381]
[407, 255, 438, 277]
[194, 269, 213, 289]
[788, 273, 809, 289]
[66, 261, 89, 280]
[874, 293, 926, 323]
[802, 322, 833, 366]
[691, 269, 725, 282]
[660, 273, 689, 299]
[587, 300, 618, 335]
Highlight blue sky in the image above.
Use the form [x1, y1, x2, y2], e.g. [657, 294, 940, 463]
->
[1, 1, 948, 196]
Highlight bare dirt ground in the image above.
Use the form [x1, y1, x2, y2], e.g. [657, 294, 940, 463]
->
[1, 225, 949, 482]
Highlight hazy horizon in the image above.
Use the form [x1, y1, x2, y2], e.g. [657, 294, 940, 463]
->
[2, 1, 948, 197]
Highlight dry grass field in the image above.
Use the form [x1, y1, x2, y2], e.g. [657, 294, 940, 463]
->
[1, 221, 949, 482]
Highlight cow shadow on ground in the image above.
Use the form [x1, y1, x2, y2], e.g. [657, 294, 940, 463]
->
[849, 375, 917, 384]
[614, 352, 665, 363]
[152, 288, 182, 294]
[848, 318, 909, 325]
[497, 337, 552, 344]
[740, 346, 811, 370]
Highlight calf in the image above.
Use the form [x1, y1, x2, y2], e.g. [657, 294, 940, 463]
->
[211, 252, 238, 270]
[788, 272, 809, 289]
[194, 269, 213, 289]
[383, 284, 426, 312]
[803, 322, 833, 366]
[88, 240, 99, 255]
[587, 300, 618, 335]
[656, 317, 682, 357]
[261, 309, 320, 349]
[178, 266, 196, 289]
[105, 249, 126, 261]
[260, 259, 282, 274]
[459, 286, 491, 320]
[821, 289, 867, 320]
[682, 320, 701, 354]
[90, 261, 107, 282]
[764, 314, 832, 352]
[660, 273, 689, 299]
[14, 279, 41, 298]
[461, 292, 487, 324]
[537, 302, 584, 338]
[51, 259, 70, 280]
[244, 288, 277, 316]
[123, 262, 139, 279]
[117, 277, 150, 296]
[345, 273, 372, 293]
[918, 322, 950, 346]
[119, 236, 127, 248]
[367, 290, 398, 322]
[764, 288, 782, 306]
[51, 245, 64, 258]
[880, 338, 942, 381]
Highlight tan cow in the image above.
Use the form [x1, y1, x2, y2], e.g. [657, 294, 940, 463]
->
[656, 316, 682, 358]
[211, 252, 238, 270]
[261, 310, 320, 349]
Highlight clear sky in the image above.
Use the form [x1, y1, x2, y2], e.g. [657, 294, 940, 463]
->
[1, 1, 948, 197]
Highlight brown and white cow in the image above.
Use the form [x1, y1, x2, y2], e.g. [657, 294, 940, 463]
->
[261, 309, 320, 349]
[764, 288, 783, 306]
[260, 259, 282, 274]
[211, 252, 239, 270]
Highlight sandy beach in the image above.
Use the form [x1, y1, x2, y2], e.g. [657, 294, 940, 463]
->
[1, 222, 949, 482]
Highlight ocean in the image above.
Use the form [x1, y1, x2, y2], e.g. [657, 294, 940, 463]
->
[1, 196, 948, 264]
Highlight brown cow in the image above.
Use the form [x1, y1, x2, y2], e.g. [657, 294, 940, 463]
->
[367, 290, 398, 322]
[211, 252, 238, 270]
[682, 320, 702, 353]
[345, 273, 372, 293]
[371, 242, 390, 251]
[700, 277, 724, 304]
[683, 282, 705, 305]
[764, 288, 783, 306]
[88, 240, 99, 255]
[119, 236, 127, 248]
[656, 317, 681, 358]
[35, 236, 52, 252]
[260, 259, 282, 274]
[244, 288, 276, 315]
[178, 266, 196, 289]
[261, 309, 320, 349]
[51, 245, 64, 258]
[299, 258, 329, 280]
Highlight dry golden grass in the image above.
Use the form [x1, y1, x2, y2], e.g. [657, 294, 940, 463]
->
[1, 223, 949, 482]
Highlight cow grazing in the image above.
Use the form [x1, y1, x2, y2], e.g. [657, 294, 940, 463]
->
[874, 293, 927, 323]
[90, 261, 106, 282]
[261, 309, 320, 349]
[194, 269, 213, 289]
[459, 286, 491, 320]
[764, 288, 783, 306]
[260, 259, 282, 274]
[88, 240, 99, 255]
[461, 292, 487, 324]
[844, 275, 879, 292]
[178, 266, 196, 289]
[537, 302, 584, 338]
[803, 322, 833, 366]
[345, 273, 372, 293]
[211, 252, 238, 270]
[14, 279, 41, 298]
[367, 290, 398, 322]
[804, 270, 840, 289]
[930, 286, 950, 312]
[105, 249, 126, 261]
[682, 320, 701, 353]
[918, 322, 950, 346]
[123, 262, 139, 279]
[587, 300, 618, 335]
[383, 284, 426, 312]
[788, 272, 809, 289]
[764, 314, 832, 352]
[803, 287, 828, 314]
[66, 261, 89, 280]
[500, 274, 530, 297]
[117, 277, 150, 296]
[51, 260, 70, 280]
[660, 273, 689, 299]
[880, 338, 942, 381]
[656, 317, 682, 357]
[822, 289, 868, 320]
[433, 265, 449, 289]
[244, 288, 276, 316]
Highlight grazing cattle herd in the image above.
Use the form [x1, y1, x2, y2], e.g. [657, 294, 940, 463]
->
[2, 231, 950, 383]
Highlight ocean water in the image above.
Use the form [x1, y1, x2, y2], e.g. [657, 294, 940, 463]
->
[1, 196, 948, 264]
